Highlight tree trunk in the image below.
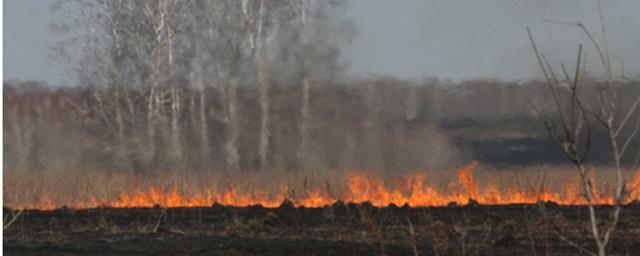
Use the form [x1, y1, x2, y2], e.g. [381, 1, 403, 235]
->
[108, 13, 126, 168]
[298, 76, 311, 167]
[170, 87, 183, 161]
[189, 1, 211, 163]
[113, 83, 125, 157]
[297, 0, 311, 169]
[225, 48, 241, 171]
[225, 78, 241, 171]
[168, 20, 183, 162]
[147, 43, 161, 165]
[256, 45, 271, 170]
[145, 0, 168, 166]
[199, 87, 210, 158]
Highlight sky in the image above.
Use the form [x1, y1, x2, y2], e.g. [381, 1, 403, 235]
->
[4, 0, 640, 85]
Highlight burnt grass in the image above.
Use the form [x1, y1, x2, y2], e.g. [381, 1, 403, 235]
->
[4, 202, 640, 255]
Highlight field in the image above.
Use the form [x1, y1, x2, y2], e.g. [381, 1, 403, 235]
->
[4, 164, 640, 255]
[4, 202, 640, 255]
[5, 1, 640, 255]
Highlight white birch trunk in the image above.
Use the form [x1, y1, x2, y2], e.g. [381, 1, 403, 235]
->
[225, 74, 241, 171]
[298, 0, 311, 168]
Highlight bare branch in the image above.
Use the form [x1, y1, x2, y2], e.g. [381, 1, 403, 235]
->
[619, 109, 640, 157]
[526, 27, 551, 84]
[543, 19, 609, 76]
[3, 209, 24, 230]
[527, 28, 571, 139]
[614, 96, 640, 137]
[554, 231, 597, 256]
[560, 63, 572, 86]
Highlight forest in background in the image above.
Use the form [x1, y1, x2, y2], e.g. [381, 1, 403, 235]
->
[3, 0, 639, 174]
[5, 78, 640, 174]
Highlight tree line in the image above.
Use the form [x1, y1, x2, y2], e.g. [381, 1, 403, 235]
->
[4, 0, 639, 174]
[5, 76, 639, 173]
[42, 0, 352, 172]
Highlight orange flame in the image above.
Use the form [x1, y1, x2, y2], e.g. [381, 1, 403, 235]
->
[6, 162, 640, 210]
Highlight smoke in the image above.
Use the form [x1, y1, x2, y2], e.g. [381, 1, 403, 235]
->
[343, 0, 640, 81]
[4, 1, 640, 200]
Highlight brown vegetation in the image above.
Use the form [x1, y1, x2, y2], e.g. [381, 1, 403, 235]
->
[5, 79, 639, 173]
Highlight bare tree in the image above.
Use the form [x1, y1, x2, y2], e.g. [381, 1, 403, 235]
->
[53, 0, 135, 169]
[297, 0, 312, 169]
[51, 0, 353, 172]
[294, 0, 352, 169]
[205, 0, 289, 171]
[143, 0, 170, 165]
[188, 0, 211, 161]
[242, 0, 272, 170]
[104, 0, 127, 161]
[205, 1, 247, 171]
[528, 3, 640, 254]
[165, 0, 187, 163]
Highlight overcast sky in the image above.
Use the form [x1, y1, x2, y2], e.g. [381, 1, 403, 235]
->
[4, 0, 640, 85]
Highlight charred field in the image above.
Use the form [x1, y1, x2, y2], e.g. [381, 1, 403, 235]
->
[4, 202, 640, 256]
[3, 163, 640, 255]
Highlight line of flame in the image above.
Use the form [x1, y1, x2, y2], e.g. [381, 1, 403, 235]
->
[7, 162, 640, 210]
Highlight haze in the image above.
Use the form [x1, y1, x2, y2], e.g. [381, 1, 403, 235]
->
[4, 0, 640, 84]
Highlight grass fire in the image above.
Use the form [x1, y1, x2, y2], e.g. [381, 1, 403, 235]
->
[5, 162, 640, 210]
[4, 0, 640, 255]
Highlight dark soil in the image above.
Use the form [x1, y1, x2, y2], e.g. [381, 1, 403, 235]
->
[4, 202, 640, 255]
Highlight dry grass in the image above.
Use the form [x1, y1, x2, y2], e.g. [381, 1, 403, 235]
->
[3, 164, 638, 210]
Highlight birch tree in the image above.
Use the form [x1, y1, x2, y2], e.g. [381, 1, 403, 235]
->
[188, 0, 211, 161]
[53, 0, 133, 168]
[297, 0, 311, 168]
[295, 0, 352, 169]
[528, 3, 640, 253]
[204, 1, 246, 171]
